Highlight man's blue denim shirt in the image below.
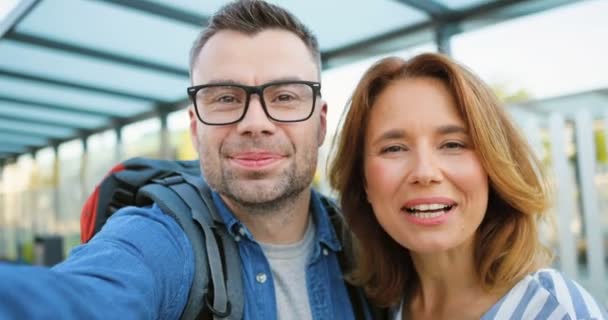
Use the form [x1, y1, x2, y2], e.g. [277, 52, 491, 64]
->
[0, 190, 358, 319]
[211, 190, 356, 320]
[0, 205, 194, 319]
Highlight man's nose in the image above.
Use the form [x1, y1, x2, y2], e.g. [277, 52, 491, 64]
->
[235, 95, 276, 135]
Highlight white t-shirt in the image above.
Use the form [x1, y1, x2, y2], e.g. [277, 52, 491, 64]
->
[260, 219, 315, 320]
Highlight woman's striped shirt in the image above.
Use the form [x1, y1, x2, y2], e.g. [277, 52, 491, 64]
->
[393, 268, 607, 319]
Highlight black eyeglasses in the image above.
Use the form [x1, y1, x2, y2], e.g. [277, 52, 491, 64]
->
[187, 80, 321, 125]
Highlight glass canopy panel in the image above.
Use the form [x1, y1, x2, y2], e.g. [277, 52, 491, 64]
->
[0, 40, 189, 102]
[103, 0, 429, 52]
[435, 0, 493, 10]
[0, 144, 27, 153]
[0, 77, 151, 117]
[0, 133, 47, 146]
[0, 118, 75, 138]
[265, 0, 429, 51]
[0, 101, 107, 129]
[145, 0, 226, 17]
[16, 0, 200, 71]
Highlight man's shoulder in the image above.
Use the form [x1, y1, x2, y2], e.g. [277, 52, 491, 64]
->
[98, 204, 189, 245]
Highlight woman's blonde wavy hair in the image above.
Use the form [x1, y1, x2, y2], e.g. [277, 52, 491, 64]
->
[328, 53, 553, 307]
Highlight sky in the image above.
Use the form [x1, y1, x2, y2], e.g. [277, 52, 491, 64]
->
[0, 0, 18, 21]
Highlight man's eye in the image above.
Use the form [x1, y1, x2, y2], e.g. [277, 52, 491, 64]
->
[275, 93, 297, 102]
[217, 95, 238, 103]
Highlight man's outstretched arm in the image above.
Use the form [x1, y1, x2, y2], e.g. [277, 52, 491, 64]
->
[0, 205, 194, 319]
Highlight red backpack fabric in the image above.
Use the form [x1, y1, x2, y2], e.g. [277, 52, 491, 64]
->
[80, 163, 125, 243]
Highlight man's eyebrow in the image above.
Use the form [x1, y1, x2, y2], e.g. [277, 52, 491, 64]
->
[202, 77, 305, 86]
[202, 79, 241, 85]
[269, 76, 304, 82]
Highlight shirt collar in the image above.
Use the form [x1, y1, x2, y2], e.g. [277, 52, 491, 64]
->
[211, 191, 251, 240]
[210, 189, 342, 252]
[309, 189, 342, 252]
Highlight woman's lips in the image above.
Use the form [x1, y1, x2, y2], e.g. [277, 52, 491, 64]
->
[401, 197, 458, 226]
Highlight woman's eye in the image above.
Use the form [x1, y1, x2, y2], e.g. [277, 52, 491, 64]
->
[442, 141, 465, 149]
[381, 145, 406, 153]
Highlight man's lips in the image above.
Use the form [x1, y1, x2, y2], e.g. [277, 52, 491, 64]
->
[229, 152, 285, 169]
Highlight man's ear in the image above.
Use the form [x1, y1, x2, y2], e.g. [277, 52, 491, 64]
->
[188, 105, 199, 152]
[318, 101, 327, 147]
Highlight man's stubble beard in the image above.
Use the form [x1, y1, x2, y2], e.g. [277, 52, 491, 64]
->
[202, 144, 318, 215]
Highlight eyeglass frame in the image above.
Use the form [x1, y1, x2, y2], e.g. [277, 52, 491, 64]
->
[187, 80, 322, 126]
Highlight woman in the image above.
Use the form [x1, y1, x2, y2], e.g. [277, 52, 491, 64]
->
[329, 53, 607, 319]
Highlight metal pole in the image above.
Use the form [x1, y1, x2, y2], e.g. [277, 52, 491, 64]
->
[574, 111, 606, 302]
[549, 113, 578, 279]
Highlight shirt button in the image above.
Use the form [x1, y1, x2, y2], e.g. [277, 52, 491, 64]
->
[234, 235, 241, 242]
[322, 248, 329, 256]
[238, 227, 246, 236]
[256, 273, 267, 284]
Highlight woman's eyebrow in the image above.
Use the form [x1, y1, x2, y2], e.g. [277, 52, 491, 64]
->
[372, 129, 408, 146]
[436, 124, 467, 135]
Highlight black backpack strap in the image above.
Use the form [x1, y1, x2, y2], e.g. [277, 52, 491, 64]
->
[138, 174, 244, 320]
[181, 174, 244, 320]
[168, 183, 229, 318]
[136, 182, 211, 320]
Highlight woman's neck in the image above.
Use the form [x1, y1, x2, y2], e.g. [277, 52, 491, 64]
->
[405, 240, 502, 319]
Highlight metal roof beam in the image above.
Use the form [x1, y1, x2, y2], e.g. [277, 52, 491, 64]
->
[0, 69, 165, 103]
[0, 97, 189, 163]
[0, 141, 42, 151]
[0, 144, 28, 154]
[0, 114, 88, 131]
[439, 0, 530, 24]
[5, 31, 189, 78]
[95, 0, 208, 27]
[393, 0, 452, 18]
[0, 123, 72, 138]
[0, 95, 122, 119]
[0, 133, 48, 146]
[322, 21, 432, 63]
[0, 128, 51, 139]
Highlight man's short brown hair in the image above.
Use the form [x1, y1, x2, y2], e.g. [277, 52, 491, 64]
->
[189, 0, 321, 74]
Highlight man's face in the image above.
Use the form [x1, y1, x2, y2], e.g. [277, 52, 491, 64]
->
[189, 29, 326, 210]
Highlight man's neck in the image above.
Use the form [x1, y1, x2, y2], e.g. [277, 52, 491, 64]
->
[221, 189, 312, 244]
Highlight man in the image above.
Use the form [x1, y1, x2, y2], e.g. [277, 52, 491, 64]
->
[0, 1, 378, 319]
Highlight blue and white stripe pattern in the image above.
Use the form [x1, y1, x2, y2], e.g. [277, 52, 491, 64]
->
[394, 268, 607, 319]
[483, 268, 607, 319]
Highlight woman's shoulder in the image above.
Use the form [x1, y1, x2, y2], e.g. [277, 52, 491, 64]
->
[487, 267, 607, 320]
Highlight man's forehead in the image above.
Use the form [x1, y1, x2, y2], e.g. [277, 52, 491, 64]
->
[191, 29, 319, 85]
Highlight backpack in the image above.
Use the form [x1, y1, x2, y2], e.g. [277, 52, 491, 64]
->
[80, 157, 380, 320]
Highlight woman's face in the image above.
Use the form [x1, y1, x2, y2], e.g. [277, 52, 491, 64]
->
[363, 77, 489, 254]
